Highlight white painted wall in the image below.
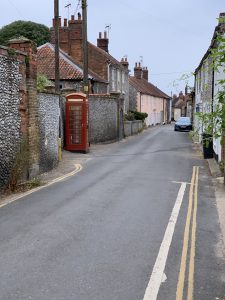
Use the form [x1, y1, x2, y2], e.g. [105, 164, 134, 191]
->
[213, 64, 224, 161]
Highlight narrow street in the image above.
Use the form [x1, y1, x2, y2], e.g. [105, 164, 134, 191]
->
[0, 125, 225, 300]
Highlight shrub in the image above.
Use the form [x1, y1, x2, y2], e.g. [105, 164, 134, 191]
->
[37, 74, 53, 92]
[124, 111, 135, 121]
[130, 110, 148, 121]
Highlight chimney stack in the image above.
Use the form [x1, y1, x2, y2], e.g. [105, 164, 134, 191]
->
[134, 62, 142, 79]
[97, 31, 109, 53]
[64, 18, 67, 27]
[58, 17, 61, 27]
[142, 67, 148, 81]
[121, 57, 129, 70]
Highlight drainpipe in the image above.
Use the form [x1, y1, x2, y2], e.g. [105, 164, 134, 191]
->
[140, 93, 142, 112]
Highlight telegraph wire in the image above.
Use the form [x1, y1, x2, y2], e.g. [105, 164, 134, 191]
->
[74, 0, 81, 16]
[150, 71, 193, 76]
[7, 0, 24, 18]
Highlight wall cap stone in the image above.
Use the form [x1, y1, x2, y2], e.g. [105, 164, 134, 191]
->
[0, 45, 27, 57]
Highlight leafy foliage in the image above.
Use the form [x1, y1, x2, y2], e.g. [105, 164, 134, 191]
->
[37, 74, 53, 92]
[196, 20, 225, 140]
[124, 111, 135, 121]
[125, 111, 148, 121]
[131, 111, 148, 121]
[0, 20, 50, 46]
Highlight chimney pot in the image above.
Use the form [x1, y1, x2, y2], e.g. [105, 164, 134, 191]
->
[134, 63, 142, 79]
[64, 18, 67, 27]
[97, 30, 109, 52]
[78, 12, 82, 20]
[142, 66, 149, 81]
[121, 57, 129, 69]
[71, 15, 75, 21]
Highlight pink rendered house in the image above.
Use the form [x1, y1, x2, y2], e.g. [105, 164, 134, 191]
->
[129, 63, 171, 126]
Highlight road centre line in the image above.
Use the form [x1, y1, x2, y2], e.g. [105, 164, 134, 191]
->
[0, 164, 83, 209]
[176, 166, 197, 300]
[187, 167, 199, 300]
[143, 182, 187, 300]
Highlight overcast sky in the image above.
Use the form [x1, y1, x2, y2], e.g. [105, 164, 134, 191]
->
[1, 0, 224, 95]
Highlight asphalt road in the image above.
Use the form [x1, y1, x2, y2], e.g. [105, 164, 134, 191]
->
[0, 125, 225, 300]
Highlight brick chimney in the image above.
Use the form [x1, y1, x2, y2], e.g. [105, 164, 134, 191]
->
[121, 57, 129, 70]
[134, 62, 142, 79]
[97, 31, 109, 53]
[142, 67, 148, 81]
[50, 13, 83, 63]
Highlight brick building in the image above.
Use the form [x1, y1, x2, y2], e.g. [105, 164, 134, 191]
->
[49, 14, 130, 112]
[37, 43, 108, 94]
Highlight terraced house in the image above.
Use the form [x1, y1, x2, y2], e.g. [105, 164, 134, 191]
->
[194, 12, 225, 162]
[129, 63, 171, 126]
[49, 13, 129, 112]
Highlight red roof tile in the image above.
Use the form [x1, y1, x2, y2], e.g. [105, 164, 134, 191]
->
[37, 43, 107, 83]
[129, 77, 170, 99]
[37, 43, 83, 80]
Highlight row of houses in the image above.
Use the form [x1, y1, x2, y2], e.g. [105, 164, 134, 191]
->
[38, 13, 171, 125]
[171, 88, 194, 121]
[193, 12, 225, 164]
[0, 13, 171, 189]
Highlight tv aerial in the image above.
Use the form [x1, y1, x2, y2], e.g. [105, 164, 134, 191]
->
[65, 2, 71, 19]
[105, 24, 112, 38]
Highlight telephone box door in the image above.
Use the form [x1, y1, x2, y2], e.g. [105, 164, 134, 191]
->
[65, 93, 89, 152]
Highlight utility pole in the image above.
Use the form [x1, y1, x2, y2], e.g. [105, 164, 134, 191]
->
[82, 0, 89, 94]
[54, 0, 60, 93]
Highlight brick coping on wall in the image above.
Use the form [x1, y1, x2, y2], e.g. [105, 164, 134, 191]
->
[0, 45, 27, 58]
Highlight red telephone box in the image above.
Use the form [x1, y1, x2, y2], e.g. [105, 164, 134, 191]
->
[65, 93, 89, 152]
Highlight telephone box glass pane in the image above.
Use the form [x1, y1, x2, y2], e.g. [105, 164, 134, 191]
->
[69, 105, 82, 145]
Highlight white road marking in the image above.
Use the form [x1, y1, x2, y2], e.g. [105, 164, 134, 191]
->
[0, 164, 82, 209]
[172, 181, 191, 185]
[143, 182, 187, 300]
[161, 273, 167, 283]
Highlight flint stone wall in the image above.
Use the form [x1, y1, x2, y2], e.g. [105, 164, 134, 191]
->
[124, 120, 144, 137]
[0, 54, 21, 188]
[89, 94, 119, 143]
[38, 92, 59, 173]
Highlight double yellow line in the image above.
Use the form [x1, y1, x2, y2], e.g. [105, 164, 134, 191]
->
[176, 166, 199, 300]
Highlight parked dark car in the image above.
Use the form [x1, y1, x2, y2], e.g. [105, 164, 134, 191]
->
[174, 117, 192, 131]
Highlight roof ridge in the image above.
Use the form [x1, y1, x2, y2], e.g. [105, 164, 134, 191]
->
[88, 41, 125, 69]
[129, 76, 170, 98]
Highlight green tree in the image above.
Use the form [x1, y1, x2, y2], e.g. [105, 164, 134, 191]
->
[0, 20, 50, 47]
